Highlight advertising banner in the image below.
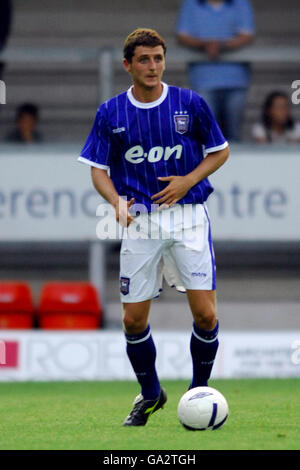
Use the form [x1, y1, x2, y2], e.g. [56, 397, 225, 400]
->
[0, 147, 299, 241]
[0, 331, 299, 381]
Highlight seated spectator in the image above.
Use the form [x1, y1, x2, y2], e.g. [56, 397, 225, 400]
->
[252, 92, 300, 144]
[5, 103, 43, 143]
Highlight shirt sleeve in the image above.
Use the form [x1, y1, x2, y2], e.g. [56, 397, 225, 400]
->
[235, 0, 255, 35]
[294, 122, 300, 138]
[78, 104, 112, 170]
[290, 122, 300, 142]
[193, 93, 228, 153]
[251, 123, 266, 141]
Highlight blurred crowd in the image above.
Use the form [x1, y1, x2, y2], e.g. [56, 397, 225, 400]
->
[1, 0, 300, 145]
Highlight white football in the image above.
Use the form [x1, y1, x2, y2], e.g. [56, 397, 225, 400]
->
[178, 386, 229, 430]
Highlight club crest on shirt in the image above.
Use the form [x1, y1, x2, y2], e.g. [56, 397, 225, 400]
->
[120, 277, 130, 295]
[174, 111, 189, 134]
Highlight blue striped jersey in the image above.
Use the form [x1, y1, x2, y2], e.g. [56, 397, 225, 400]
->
[78, 82, 228, 211]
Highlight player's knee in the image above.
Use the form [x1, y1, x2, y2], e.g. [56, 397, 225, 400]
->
[122, 313, 147, 335]
[193, 308, 217, 331]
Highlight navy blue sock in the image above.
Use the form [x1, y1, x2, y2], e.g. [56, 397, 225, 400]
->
[190, 320, 219, 388]
[125, 324, 161, 400]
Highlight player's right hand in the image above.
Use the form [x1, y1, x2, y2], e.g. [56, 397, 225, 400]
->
[114, 197, 136, 227]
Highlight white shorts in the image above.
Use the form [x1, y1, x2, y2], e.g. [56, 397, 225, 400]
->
[119, 204, 216, 303]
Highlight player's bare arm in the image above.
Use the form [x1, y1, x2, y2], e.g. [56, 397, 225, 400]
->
[177, 32, 253, 59]
[91, 167, 135, 227]
[151, 146, 229, 207]
[177, 32, 209, 51]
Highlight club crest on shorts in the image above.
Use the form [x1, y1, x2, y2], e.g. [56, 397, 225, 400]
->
[174, 111, 189, 134]
[120, 277, 130, 295]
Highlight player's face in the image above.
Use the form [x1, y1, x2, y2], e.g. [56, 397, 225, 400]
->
[123, 45, 165, 90]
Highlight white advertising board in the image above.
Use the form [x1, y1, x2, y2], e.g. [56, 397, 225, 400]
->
[0, 331, 299, 382]
[208, 152, 300, 241]
[0, 146, 299, 241]
[0, 151, 100, 241]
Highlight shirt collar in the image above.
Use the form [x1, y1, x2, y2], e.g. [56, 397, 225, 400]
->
[127, 82, 168, 109]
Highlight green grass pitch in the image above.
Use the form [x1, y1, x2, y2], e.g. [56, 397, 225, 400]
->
[0, 379, 299, 450]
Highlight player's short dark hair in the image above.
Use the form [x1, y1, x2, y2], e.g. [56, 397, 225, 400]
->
[123, 28, 167, 62]
[16, 103, 39, 121]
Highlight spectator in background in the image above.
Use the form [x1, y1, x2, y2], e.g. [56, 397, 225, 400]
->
[5, 103, 43, 143]
[252, 91, 300, 144]
[176, 0, 255, 142]
[0, 0, 13, 81]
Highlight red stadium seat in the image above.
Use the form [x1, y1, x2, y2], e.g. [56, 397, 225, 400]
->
[0, 282, 35, 329]
[37, 282, 102, 329]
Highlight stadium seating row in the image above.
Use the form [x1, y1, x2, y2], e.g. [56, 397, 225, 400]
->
[0, 281, 102, 329]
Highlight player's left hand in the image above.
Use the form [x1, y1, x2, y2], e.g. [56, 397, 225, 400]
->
[151, 175, 192, 208]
